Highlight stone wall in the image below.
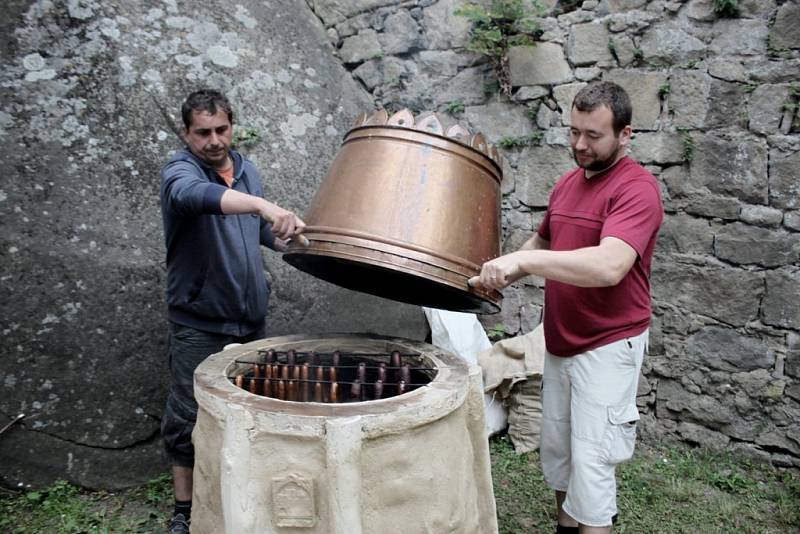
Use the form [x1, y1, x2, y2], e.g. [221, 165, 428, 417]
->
[313, 0, 800, 467]
[0, 0, 428, 490]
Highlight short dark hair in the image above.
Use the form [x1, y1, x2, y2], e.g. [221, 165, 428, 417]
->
[181, 89, 234, 129]
[572, 81, 632, 134]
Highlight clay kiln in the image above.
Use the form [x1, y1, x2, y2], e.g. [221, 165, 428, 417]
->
[191, 334, 498, 533]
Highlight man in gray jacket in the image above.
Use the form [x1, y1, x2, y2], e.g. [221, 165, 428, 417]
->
[159, 89, 305, 533]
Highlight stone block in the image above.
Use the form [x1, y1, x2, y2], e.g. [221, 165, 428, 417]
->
[464, 101, 535, 143]
[508, 43, 574, 87]
[639, 22, 706, 65]
[433, 65, 490, 107]
[512, 145, 575, 207]
[715, 222, 800, 267]
[604, 69, 666, 130]
[689, 132, 768, 204]
[710, 19, 769, 56]
[685, 326, 775, 373]
[739, 205, 784, 227]
[677, 421, 730, 450]
[339, 29, 382, 64]
[422, 0, 471, 50]
[567, 22, 614, 67]
[554, 82, 587, 125]
[658, 213, 714, 255]
[379, 10, 423, 55]
[749, 84, 792, 134]
[762, 269, 800, 329]
[629, 131, 684, 164]
[770, 1, 800, 50]
[669, 70, 712, 129]
[652, 261, 763, 326]
[769, 148, 800, 209]
[786, 211, 800, 231]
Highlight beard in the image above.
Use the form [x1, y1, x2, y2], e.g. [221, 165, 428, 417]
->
[573, 144, 623, 173]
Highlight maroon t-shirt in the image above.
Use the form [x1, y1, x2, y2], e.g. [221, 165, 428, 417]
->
[537, 156, 663, 357]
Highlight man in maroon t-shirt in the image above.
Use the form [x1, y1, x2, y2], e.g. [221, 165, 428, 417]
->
[471, 81, 663, 533]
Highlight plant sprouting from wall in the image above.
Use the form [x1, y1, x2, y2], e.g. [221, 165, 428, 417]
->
[678, 128, 695, 162]
[444, 99, 466, 115]
[456, 0, 545, 97]
[713, 0, 739, 18]
[658, 83, 670, 99]
[231, 126, 262, 148]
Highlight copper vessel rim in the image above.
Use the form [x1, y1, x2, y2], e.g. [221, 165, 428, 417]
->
[347, 124, 503, 176]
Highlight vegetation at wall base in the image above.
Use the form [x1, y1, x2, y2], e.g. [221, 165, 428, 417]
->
[2, 440, 797, 532]
[491, 436, 800, 533]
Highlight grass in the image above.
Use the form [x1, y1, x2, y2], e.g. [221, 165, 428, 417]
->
[491, 436, 800, 533]
[2, 440, 798, 533]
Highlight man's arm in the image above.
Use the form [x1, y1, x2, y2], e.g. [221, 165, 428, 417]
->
[471, 236, 637, 290]
[220, 189, 305, 241]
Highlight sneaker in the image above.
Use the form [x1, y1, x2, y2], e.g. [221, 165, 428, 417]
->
[169, 513, 190, 534]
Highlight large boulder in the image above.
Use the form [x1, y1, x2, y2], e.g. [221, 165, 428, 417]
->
[0, 0, 426, 490]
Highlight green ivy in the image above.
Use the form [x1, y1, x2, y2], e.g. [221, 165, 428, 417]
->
[498, 131, 544, 149]
[444, 99, 466, 115]
[455, 0, 545, 96]
[678, 128, 695, 162]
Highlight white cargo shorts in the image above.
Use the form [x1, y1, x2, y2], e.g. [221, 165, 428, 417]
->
[539, 330, 647, 527]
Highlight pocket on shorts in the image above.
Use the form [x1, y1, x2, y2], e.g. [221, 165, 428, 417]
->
[602, 403, 639, 465]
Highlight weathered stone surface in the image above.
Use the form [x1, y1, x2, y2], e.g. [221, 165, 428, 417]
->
[769, 148, 800, 209]
[689, 132, 768, 204]
[422, 0, 471, 50]
[604, 69, 666, 130]
[739, 205, 784, 227]
[657, 213, 714, 255]
[786, 211, 800, 231]
[710, 19, 769, 56]
[747, 58, 800, 83]
[677, 421, 730, 450]
[762, 268, 800, 329]
[757, 427, 800, 456]
[715, 222, 800, 267]
[609, 34, 637, 67]
[513, 86, 549, 102]
[684, 194, 741, 221]
[684, 326, 775, 373]
[339, 28, 382, 64]
[0, 0, 429, 490]
[705, 79, 748, 130]
[379, 10, 424, 55]
[639, 22, 706, 65]
[707, 58, 750, 83]
[770, 1, 800, 50]
[464, 101, 535, 144]
[513, 145, 574, 208]
[508, 43, 574, 87]
[567, 22, 614, 67]
[656, 379, 735, 428]
[749, 84, 792, 134]
[353, 59, 382, 89]
[630, 131, 684, 164]
[669, 70, 711, 129]
[418, 50, 460, 78]
[597, 0, 649, 14]
[553, 82, 587, 125]
[686, 0, 715, 21]
[311, 0, 404, 26]
[652, 261, 763, 326]
[433, 65, 491, 107]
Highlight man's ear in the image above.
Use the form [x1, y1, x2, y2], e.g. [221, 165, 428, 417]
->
[619, 125, 632, 147]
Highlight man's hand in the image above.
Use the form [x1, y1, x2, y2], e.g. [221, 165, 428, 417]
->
[469, 252, 525, 290]
[259, 201, 306, 241]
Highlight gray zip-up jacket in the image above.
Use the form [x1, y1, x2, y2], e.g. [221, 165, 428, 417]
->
[160, 148, 276, 336]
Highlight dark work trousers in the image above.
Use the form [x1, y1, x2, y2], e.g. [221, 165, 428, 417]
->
[160, 321, 266, 467]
